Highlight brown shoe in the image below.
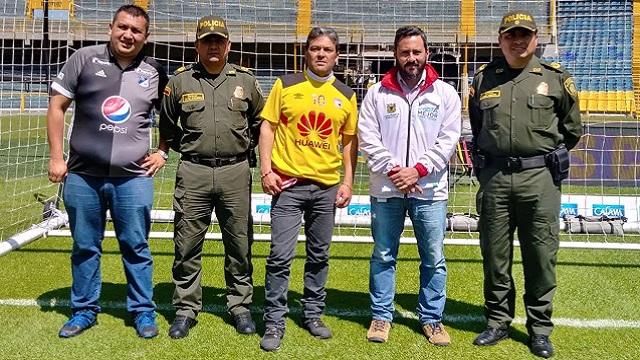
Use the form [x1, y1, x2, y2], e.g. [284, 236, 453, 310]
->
[367, 319, 391, 343]
[422, 322, 451, 346]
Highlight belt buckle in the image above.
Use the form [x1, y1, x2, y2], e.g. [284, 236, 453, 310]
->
[506, 157, 521, 171]
[191, 154, 200, 164]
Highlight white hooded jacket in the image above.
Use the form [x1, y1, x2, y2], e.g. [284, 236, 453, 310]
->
[358, 64, 461, 200]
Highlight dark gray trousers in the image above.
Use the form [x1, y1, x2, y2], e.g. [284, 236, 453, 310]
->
[263, 183, 338, 327]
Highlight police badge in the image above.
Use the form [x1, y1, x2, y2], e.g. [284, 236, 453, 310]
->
[536, 82, 549, 96]
[233, 86, 245, 99]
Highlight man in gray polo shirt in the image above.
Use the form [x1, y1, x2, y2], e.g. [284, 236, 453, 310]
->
[47, 5, 168, 339]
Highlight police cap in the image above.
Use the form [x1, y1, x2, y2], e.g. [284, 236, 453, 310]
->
[499, 10, 538, 34]
[196, 16, 229, 40]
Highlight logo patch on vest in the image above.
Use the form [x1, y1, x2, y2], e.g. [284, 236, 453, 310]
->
[387, 103, 396, 113]
[417, 104, 439, 122]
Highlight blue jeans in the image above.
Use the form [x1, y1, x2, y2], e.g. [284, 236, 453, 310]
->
[63, 173, 155, 314]
[369, 197, 447, 325]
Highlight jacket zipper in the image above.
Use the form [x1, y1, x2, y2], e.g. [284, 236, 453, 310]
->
[404, 96, 417, 198]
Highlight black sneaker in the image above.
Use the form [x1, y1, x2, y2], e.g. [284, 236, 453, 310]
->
[260, 326, 285, 351]
[233, 311, 256, 334]
[303, 318, 332, 339]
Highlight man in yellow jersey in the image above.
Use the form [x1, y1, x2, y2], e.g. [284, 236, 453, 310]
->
[258, 27, 358, 351]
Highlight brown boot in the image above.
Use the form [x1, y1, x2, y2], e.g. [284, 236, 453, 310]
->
[422, 322, 451, 346]
[367, 319, 391, 343]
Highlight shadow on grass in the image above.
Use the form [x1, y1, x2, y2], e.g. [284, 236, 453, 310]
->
[321, 287, 529, 346]
[37, 283, 143, 329]
[399, 293, 529, 345]
[153, 282, 266, 329]
[18, 248, 640, 268]
[37, 282, 529, 345]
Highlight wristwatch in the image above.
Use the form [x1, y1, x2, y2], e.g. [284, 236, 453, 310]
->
[156, 149, 169, 160]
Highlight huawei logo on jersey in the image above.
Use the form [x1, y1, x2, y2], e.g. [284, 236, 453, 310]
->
[297, 111, 332, 139]
[294, 111, 332, 150]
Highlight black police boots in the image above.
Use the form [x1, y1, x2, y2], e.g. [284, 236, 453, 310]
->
[530, 334, 554, 358]
[473, 327, 509, 346]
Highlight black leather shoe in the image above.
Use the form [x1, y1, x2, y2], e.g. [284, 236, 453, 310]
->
[233, 311, 256, 334]
[473, 327, 509, 346]
[168, 315, 197, 339]
[530, 335, 554, 358]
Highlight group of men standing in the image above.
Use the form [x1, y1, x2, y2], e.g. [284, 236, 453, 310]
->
[46, 5, 580, 358]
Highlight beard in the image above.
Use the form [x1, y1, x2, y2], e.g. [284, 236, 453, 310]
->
[398, 61, 426, 82]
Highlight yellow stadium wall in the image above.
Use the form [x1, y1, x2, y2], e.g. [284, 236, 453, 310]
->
[578, 91, 635, 113]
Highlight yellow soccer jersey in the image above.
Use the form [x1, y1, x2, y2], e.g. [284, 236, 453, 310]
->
[260, 71, 358, 185]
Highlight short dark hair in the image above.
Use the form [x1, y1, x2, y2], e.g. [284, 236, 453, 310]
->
[394, 26, 427, 49]
[112, 5, 150, 33]
[305, 27, 339, 50]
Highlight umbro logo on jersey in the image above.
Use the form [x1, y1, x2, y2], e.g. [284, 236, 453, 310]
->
[95, 70, 107, 78]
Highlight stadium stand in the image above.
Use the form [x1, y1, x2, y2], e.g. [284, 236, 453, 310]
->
[475, 0, 549, 33]
[0, 0, 26, 18]
[311, 1, 460, 24]
[554, 0, 633, 112]
[74, 0, 297, 23]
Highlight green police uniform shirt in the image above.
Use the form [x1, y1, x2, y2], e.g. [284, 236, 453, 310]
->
[159, 62, 265, 158]
[469, 56, 582, 157]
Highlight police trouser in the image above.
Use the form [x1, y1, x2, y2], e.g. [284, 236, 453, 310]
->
[476, 166, 560, 336]
[172, 159, 253, 318]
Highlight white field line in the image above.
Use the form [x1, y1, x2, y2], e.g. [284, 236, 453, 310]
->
[1, 298, 640, 329]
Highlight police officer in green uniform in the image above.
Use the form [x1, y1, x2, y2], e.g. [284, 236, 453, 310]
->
[469, 11, 582, 358]
[159, 15, 264, 339]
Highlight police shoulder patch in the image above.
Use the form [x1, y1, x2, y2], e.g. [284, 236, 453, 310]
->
[476, 64, 488, 73]
[254, 79, 263, 97]
[173, 63, 193, 75]
[479, 90, 501, 101]
[564, 77, 578, 98]
[542, 61, 564, 73]
[232, 64, 254, 75]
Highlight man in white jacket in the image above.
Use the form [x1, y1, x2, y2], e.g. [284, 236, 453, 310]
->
[358, 26, 461, 345]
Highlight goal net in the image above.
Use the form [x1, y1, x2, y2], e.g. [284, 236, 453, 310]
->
[1, 0, 638, 254]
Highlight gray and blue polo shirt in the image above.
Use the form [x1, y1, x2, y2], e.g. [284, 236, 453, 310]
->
[51, 44, 168, 177]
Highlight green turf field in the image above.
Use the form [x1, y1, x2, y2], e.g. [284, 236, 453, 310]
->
[2, 113, 640, 358]
[1, 237, 639, 359]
